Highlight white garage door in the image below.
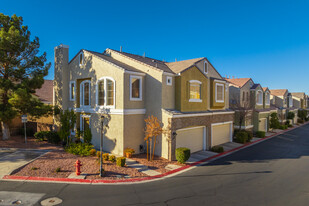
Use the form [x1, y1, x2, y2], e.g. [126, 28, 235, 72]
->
[259, 118, 267, 132]
[176, 127, 205, 153]
[212, 123, 232, 146]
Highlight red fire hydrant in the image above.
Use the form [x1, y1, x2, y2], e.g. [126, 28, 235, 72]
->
[75, 160, 82, 175]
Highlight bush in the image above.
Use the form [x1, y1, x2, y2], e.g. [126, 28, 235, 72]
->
[298, 119, 304, 124]
[246, 131, 253, 141]
[306, 117, 309, 122]
[83, 128, 92, 144]
[103, 153, 109, 161]
[270, 113, 280, 129]
[287, 112, 295, 120]
[175, 147, 191, 163]
[285, 120, 290, 126]
[96, 151, 102, 158]
[109, 155, 116, 163]
[298, 109, 308, 121]
[234, 131, 248, 144]
[124, 148, 135, 154]
[278, 125, 288, 130]
[34, 131, 61, 144]
[55, 167, 61, 173]
[65, 143, 94, 156]
[34, 131, 48, 141]
[211, 146, 224, 153]
[288, 124, 293, 128]
[255, 131, 266, 138]
[116, 157, 126, 167]
[89, 149, 97, 156]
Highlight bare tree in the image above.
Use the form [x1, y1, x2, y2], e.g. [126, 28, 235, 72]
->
[230, 93, 253, 131]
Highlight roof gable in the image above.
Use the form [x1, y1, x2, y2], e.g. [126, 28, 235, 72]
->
[270, 89, 288, 97]
[225, 78, 252, 88]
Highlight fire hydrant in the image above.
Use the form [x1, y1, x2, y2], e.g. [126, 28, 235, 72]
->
[75, 160, 82, 175]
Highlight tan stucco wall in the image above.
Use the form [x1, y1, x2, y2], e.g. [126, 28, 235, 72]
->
[162, 74, 175, 109]
[175, 66, 208, 112]
[195, 59, 222, 79]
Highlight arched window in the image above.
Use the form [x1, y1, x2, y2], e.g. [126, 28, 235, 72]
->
[96, 77, 115, 107]
[266, 92, 270, 105]
[80, 80, 91, 107]
[256, 90, 263, 105]
[189, 80, 202, 102]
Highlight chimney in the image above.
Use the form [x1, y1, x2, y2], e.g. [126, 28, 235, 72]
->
[120, 46, 122, 52]
[175, 58, 177, 62]
[225, 75, 227, 78]
[232, 76, 235, 79]
[54, 44, 69, 127]
[143, 52, 145, 58]
[229, 75, 230, 79]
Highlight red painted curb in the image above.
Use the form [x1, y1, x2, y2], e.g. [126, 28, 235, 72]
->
[2, 122, 308, 184]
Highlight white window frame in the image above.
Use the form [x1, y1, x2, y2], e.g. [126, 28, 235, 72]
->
[256, 90, 263, 105]
[96, 77, 116, 109]
[80, 80, 91, 107]
[215, 83, 225, 103]
[203, 61, 208, 74]
[69, 81, 76, 101]
[79, 52, 84, 66]
[265, 91, 270, 105]
[80, 114, 91, 132]
[289, 96, 293, 107]
[130, 75, 143, 101]
[189, 80, 202, 102]
[166, 76, 172, 86]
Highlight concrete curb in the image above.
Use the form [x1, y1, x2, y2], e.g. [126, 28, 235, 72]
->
[2, 122, 308, 185]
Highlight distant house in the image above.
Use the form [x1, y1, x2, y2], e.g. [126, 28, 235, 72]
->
[270, 89, 288, 123]
[291, 92, 307, 109]
[8, 80, 54, 135]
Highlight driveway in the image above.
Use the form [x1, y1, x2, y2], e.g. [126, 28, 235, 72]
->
[0, 124, 309, 205]
[0, 148, 48, 178]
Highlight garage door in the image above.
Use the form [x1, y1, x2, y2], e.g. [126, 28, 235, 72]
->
[259, 118, 267, 132]
[176, 127, 205, 153]
[212, 123, 231, 146]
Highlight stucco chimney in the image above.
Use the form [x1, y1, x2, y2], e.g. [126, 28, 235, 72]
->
[54, 44, 69, 111]
[120, 46, 122, 52]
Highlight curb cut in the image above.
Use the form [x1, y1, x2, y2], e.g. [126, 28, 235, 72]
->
[2, 122, 308, 185]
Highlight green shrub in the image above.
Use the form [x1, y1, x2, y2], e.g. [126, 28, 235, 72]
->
[285, 120, 290, 125]
[109, 155, 116, 163]
[46, 131, 61, 144]
[55, 167, 61, 173]
[65, 143, 94, 156]
[89, 149, 97, 156]
[116, 157, 126, 167]
[103, 153, 109, 161]
[31, 167, 39, 170]
[246, 131, 253, 141]
[83, 128, 92, 144]
[305, 117, 309, 122]
[175, 147, 191, 164]
[255, 131, 266, 138]
[124, 148, 135, 154]
[287, 112, 295, 120]
[235, 132, 248, 144]
[288, 124, 293, 128]
[298, 118, 304, 124]
[298, 109, 308, 121]
[96, 151, 102, 158]
[211, 146, 224, 153]
[270, 112, 280, 129]
[34, 131, 48, 141]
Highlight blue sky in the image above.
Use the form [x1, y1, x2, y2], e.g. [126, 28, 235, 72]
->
[2, 0, 309, 92]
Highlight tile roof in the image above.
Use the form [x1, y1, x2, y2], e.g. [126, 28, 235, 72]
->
[262, 87, 269, 92]
[109, 49, 174, 73]
[225, 78, 251, 88]
[85, 50, 144, 73]
[291, 92, 306, 99]
[35, 80, 53, 104]
[250, 84, 261, 90]
[270, 89, 288, 96]
[165, 58, 204, 74]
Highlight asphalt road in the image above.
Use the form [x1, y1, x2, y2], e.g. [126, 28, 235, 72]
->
[1, 124, 309, 206]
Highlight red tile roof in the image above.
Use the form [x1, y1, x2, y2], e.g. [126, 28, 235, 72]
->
[34, 80, 53, 104]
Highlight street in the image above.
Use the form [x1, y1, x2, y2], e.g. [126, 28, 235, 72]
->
[1, 124, 309, 206]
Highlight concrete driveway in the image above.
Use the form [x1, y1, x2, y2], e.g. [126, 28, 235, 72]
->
[0, 148, 48, 178]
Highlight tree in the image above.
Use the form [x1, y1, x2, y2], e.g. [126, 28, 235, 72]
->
[270, 112, 280, 130]
[0, 13, 51, 140]
[58, 110, 76, 145]
[287, 112, 295, 120]
[144, 115, 163, 161]
[230, 93, 253, 131]
[298, 109, 307, 121]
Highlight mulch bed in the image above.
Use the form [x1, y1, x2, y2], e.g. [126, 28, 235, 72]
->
[1, 136, 184, 179]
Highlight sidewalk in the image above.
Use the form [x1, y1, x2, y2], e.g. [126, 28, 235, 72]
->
[2, 122, 308, 184]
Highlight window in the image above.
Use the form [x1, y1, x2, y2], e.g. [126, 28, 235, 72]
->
[203, 61, 208, 74]
[189, 80, 202, 102]
[289, 96, 293, 107]
[69, 81, 76, 101]
[265, 92, 269, 104]
[256, 90, 263, 105]
[80, 80, 91, 107]
[246, 92, 249, 101]
[215, 83, 224, 103]
[80, 115, 90, 131]
[166, 76, 172, 86]
[242, 91, 245, 101]
[96, 77, 115, 107]
[130, 75, 142, 101]
[79, 52, 84, 66]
